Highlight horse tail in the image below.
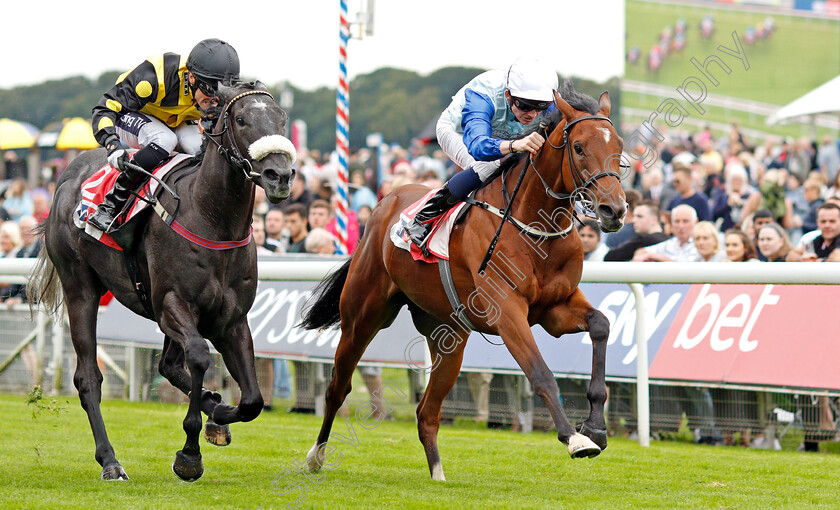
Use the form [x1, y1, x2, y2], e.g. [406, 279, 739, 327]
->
[298, 257, 352, 330]
[27, 224, 63, 318]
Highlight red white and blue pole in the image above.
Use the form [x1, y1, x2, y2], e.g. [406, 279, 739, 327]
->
[335, 0, 351, 255]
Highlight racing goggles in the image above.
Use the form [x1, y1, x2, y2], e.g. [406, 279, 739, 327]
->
[512, 96, 552, 112]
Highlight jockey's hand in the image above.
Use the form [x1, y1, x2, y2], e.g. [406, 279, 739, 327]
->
[511, 132, 546, 155]
[104, 135, 129, 172]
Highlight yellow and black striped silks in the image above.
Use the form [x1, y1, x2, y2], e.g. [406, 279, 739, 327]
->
[91, 52, 202, 146]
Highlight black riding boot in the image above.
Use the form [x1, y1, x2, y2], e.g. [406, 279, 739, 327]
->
[88, 143, 167, 233]
[405, 183, 458, 255]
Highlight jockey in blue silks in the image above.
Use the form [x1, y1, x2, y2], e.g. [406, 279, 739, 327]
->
[405, 57, 559, 254]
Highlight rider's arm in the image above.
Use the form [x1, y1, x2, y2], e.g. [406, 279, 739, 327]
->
[460, 89, 503, 162]
[91, 59, 161, 146]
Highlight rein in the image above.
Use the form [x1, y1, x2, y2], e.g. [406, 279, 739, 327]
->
[475, 114, 621, 274]
[151, 89, 279, 251]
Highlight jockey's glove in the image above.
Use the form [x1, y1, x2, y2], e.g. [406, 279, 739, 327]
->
[103, 134, 129, 172]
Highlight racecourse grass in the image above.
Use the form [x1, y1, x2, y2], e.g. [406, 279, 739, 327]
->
[1, 393, 838, 509]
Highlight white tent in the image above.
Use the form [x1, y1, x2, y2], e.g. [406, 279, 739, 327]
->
[766, 75, 840, 126]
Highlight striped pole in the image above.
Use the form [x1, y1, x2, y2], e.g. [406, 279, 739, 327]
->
[335, 0, 351, 255]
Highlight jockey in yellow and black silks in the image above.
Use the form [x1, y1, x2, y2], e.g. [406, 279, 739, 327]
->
[88, 38, 239, 233]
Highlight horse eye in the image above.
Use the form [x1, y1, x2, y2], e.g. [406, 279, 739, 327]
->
[574, 143, 584, 155]
[235, 116, 246, 126]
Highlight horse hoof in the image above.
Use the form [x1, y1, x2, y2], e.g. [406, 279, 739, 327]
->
[568, 433, 601, 459]
[172, 450, 204, 482]
[306, 443, 325, 472]
[101, 464, 129, 481]
[579, 422, 608, 451]
[204, 418, 232, 447]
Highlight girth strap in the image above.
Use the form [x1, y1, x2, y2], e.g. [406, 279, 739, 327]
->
[438, 258, 477, 332]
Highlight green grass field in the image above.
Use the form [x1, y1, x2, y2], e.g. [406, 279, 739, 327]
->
[625, 0, 840, 105]
[2, 392, 839, 509]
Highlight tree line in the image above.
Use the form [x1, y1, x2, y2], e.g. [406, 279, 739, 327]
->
[0, 67, 620, 154]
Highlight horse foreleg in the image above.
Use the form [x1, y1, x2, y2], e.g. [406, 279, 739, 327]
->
[542, 290, 609, 451]
[498, 305, 600, 459]
[210, 320, 263, 426]
[159, 303, 213, 482]
[415, 333, 467, 481]
[159, 335, 231, 446]
[67, 291, 129, 480]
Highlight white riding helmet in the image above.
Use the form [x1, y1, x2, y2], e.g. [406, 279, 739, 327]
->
[506, 57, 559, 102]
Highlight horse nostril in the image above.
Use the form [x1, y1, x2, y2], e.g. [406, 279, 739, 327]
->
[598, 205, 617, 220]
[263, 169, 279, 183]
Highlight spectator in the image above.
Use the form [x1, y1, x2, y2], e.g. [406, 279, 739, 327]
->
[712, 163, 753, 231]
[787, 202, 840, 262]
[817, 135, 840, 184]
[742, 169, 793, 229]
[3, 178, 33, 220]
[633, 204, 699, 262]
[756, 223, 792, 262]
[283, 203, 309, 254]
[0, 221, 23, 298]
[305, 228, 338, 255]
[579, 220, 608, 261]
[723, 229, 758, 262]
[263, 208, 287, 253]
[785, 137, 812, 182]
[288, 172, 314, 210]
[250, 216, 275, 256]
[308, 199, 331, 231]
[604, 189, 642, 249]
[641, 165, 677, 212]
[751, 209, 776, 261]
[667, 165, 711, 221]
[31, 191, 51, 223]
[604, 201, 670, 261]
[357, 204, 373, 239]
[2, 216, 41, 304]
[824, 171, 840, 201]
[325, 194, 360, 254]
[350, 170, 378, 213]
[692, 221, 727, 262]
[798, 177, 825, 235]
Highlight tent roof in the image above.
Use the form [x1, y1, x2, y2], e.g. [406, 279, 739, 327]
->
[766, 75, 840, 125]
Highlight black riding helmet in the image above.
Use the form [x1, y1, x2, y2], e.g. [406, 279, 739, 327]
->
[186, 38, 240, 97]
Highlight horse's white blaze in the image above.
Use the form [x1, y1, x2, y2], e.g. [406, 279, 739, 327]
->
[597, 127, 611, 143]
[251, 101, 269, 110]
[248, 134, 297, 163]
[567, 433, 600, 457]
[431, 462, 446, 481]
[306, 442, 325, 472]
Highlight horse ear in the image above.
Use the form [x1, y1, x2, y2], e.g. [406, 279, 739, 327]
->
[553, 90, 576, 123]
[598, 91, 611, 117]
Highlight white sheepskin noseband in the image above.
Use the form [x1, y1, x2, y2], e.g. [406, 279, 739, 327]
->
[248, 135, 297, 163]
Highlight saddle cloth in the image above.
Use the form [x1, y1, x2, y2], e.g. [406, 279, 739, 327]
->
[392, 188, 467, 263]
[73, 153, 193, 251]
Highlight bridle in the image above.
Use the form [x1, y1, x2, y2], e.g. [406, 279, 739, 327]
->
[203, 89, 276, 182]
[529, 114, 623, 213]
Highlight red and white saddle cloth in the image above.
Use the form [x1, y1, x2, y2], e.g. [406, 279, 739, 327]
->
[73, 154, 193, 251]
[392, 188, 467, 263]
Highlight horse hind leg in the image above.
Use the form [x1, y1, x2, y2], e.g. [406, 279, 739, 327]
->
[159, 335, 231, 446]
[414, 331, 468, 482]
[307, 295, 400, 473]
[64, 276, 129, 480]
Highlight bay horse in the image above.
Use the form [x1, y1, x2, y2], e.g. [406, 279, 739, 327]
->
[28, 82, 295, 481]
[301, 82, 626, 481]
